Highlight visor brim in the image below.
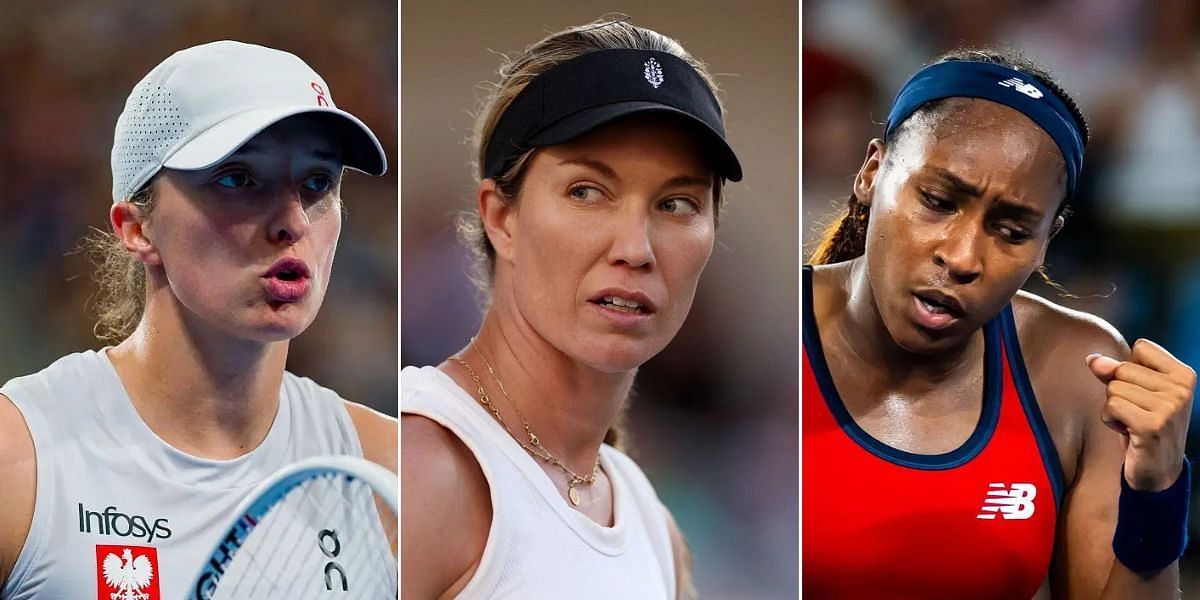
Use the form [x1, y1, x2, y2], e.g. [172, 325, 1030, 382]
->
[528, 101, 742, 182]
[163, 105, 387, 176]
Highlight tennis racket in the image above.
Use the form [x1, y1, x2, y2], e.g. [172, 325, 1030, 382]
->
[189, 455, 398, 599]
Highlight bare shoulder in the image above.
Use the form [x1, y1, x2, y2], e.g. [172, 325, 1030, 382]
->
[808, 261, 853, 320]
[808, 261, 852, 293]
[1011, 290, 1129, 359]
[401, 415, 489, 525]
[1011, 291, 1130, 396]
[1010, 291, 1130, 482]
[0, 393, 37, 587]
[342, 400, 397, 473]
[400, 414, 491, 598]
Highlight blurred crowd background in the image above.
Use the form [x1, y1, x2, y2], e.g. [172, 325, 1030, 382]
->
[402, 1, 797, 597]
[804, 0, 1200, 587]
[0, 0, 397, 416]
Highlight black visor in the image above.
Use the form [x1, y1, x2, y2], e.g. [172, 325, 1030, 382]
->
[484, 49, 742, 182]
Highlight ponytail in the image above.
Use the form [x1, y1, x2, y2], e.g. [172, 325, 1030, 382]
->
[810, 194, 870, 265]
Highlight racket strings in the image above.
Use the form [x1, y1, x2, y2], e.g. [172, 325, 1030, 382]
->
[303, 478, 396, 599]
[302, 477, 396, 598]
[210, 473, 397, 598]
[217, 475, 335, 597]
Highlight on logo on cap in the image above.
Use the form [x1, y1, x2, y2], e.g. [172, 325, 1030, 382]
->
[311, 82, 329, 107]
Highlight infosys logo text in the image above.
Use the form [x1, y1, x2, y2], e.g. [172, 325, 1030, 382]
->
[78, 503, 172, 543]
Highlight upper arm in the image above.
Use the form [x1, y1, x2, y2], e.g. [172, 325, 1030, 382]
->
[0, 393, 36, 589]
[663, 507, 695, 600]
[1044, 314, 1131, 599]
[401, 415, 491, 599]
[343, 401, 397, 474]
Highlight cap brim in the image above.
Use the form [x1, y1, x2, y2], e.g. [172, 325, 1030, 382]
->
[528, 101, 742, 182]
[163, 106, 387, 176]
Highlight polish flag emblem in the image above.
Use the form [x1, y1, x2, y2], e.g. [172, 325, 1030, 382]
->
[96, 545, 160, 600]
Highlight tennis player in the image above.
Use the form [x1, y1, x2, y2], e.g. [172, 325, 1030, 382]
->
[401, 18, 741, 599]
[0, 41, 396, 598]
[804, 48, 1194, 598]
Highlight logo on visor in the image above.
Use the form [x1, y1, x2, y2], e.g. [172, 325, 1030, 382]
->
[998, 77, 1043, 99]
[644, 58, 664, 89]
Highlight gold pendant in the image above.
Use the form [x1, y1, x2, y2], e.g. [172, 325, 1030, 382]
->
[568, 485, 581, 506]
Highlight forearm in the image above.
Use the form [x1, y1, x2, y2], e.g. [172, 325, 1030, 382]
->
[1098, 559, 1179, 600]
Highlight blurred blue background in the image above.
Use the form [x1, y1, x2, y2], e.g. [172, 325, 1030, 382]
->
[402, 1, 798, 597]
[0, 0, 397, 417]
[804, 0, 1200, 590]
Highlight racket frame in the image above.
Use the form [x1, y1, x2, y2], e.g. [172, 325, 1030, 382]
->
[188, 455, 397, 599]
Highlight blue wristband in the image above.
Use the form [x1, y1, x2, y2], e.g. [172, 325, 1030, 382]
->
[1112, 457, 1191, 573]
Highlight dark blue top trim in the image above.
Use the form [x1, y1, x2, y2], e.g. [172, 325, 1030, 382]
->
[999, 304, 1066, 509]
[803, 266, 1003, 470]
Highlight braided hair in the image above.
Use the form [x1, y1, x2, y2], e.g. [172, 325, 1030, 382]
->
[809, 47, 1090, 265]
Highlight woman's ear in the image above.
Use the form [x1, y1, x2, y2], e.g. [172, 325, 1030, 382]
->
[1050, 214, 1066, 239]
[110, 202, 161, 266]
[478, 178, 517, 263]
[853, 139, 887, 209]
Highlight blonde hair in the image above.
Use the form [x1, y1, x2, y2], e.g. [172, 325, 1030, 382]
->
[457, 16, 727, 298]
[81, 183, 157, 343]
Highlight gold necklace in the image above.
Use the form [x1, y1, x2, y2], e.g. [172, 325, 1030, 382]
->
[448, 348, 600, 506]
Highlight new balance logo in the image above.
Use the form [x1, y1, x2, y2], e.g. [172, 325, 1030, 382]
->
[976, 482, 1037, 519]
[998, 77, 1043, 99]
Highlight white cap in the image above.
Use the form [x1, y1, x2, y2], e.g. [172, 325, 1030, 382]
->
[111, 40, 387, 202]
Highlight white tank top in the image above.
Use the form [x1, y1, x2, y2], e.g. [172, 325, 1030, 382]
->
[401, 365, 675, 600]
[1, 349, 363, 600]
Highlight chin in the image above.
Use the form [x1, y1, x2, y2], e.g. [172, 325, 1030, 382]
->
[236, 323, 304, 344]
[240, 308, 316, 343]
[574, 335, 667, 373]
[890, 319, 976, 355]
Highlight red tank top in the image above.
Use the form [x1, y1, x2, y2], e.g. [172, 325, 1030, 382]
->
[802, 267, 1064, 599]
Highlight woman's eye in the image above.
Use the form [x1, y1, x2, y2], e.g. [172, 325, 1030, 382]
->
[661, 197, 699, 215]
[920, 191, 955, 212]
[214, 172, 252, 188]
[997, 224, 1032, 243]
[303, 175, 333, 193]
[569, 185, 600, 201]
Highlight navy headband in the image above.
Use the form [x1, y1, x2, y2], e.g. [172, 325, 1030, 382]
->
[483, 48, 742, 182]
[885, 60, 1085, 198]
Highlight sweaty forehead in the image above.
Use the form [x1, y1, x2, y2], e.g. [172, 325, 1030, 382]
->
[888, 98, 1067, 203]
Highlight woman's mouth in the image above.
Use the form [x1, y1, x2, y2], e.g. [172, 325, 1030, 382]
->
[263, 258, 312, 303]
[913, 293, 962, 330]
[587, 290, 657, 329]
[595, 295, 649, 314]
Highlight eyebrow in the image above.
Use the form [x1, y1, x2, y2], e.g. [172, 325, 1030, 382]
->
[559, 158, 712, 189]
[559, 158, 619, 180]
[928, 167, 1046, 221]
[929, 167, 983, 197]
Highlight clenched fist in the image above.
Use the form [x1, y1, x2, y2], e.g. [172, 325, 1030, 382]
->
[1088, 339, 1197, 492]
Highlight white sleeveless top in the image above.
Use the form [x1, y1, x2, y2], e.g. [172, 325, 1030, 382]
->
[401, 365, 675, 600]
[1, 349, 363, 600]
